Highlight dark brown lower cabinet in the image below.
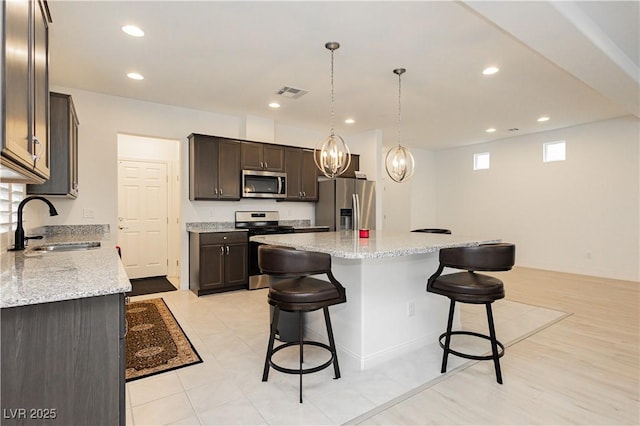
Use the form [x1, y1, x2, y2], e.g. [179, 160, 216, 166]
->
[189, 231, 248, 296]
[1, 293, 125, 426]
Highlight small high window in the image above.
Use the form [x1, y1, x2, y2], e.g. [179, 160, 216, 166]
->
[543, 141, 566, 162]
[473, 152, 490, 170]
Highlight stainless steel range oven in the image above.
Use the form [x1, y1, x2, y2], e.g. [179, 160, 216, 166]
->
[235, 211, 295, 289]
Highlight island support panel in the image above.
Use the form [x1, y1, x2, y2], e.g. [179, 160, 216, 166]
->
[304, 252, 460, 370]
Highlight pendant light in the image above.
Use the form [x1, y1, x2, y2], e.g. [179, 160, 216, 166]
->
[385, 68, 415, 183]
[314, 42, 351, 179]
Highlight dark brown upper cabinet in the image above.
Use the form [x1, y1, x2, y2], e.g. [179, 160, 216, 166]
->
[312, 151, 360, 179]
[189, 134, 241, 201]
[241, 141, 284, 172]
[342, 154, 360, 178]
[1, 0, 51, 183]
[284, 148, 318, 201]
[28, 92, 79, 198]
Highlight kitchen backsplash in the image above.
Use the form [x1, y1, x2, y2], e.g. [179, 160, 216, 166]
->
[280, 219, 311, 227]
[34, 224, 111, 237]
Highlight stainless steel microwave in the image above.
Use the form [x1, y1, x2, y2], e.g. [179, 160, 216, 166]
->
[242, 170, 287, 199]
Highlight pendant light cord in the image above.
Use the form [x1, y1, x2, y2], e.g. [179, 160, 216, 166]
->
[330, 48, 335, 137]
[397, 71, 402, 147]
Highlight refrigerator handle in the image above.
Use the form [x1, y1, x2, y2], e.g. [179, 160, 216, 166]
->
[352, 194, 360, 231]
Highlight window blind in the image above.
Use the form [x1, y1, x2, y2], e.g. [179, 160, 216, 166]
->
[0, 183, 25, 234]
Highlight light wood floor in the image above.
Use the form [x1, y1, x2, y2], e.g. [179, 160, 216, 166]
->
[357, 267, 640, 425]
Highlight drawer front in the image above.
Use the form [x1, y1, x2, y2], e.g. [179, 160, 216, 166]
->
[200, 231, 247, 245]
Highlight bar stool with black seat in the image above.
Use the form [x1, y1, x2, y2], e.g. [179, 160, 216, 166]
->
[427, 243, 515, 384]
[258, 245, 346, 403]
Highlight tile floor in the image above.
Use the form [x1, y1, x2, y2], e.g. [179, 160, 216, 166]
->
[126, 287, 567, 425]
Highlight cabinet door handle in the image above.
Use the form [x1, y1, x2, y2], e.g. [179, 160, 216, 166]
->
[226, 246, 230, 255]
[302, 191, 306, 197]
[214, 188, 218, 195]
[220, 246, 224, 254]
[219, 188, 223, 195]
[31, 136, 42, 165]
[264, 162, 268, 169]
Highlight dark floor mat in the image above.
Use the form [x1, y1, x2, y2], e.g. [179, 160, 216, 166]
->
[127, 276, 177, 297]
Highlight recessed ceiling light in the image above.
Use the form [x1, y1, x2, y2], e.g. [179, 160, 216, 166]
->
[482, 66, 500, 75]
[344, 118, 355, 124]
[537, 116, 550, 122]
[268, 102, 280, 109]
[485, 127, 497, 133]
[122, 25, 144, 37]
[127, 72, 144, 80]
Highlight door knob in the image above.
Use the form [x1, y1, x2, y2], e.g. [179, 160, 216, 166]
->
[118, 226, 128, 230]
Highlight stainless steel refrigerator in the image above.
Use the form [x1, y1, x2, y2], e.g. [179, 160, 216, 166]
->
[316, 178, 376, 231]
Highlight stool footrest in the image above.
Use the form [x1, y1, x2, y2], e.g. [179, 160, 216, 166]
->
[267, 340, 336, 376]
[438, 331, 505, 361]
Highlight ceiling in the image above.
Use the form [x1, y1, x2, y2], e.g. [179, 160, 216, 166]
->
[47, 1, 639, 151]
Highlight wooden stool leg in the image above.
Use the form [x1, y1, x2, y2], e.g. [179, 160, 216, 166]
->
[298, 311, 304, 403]
[323, 307, 341, 379]
[262, 307, 280, 382]
[441, 299, 456, 373]
[486, 303, 503, 384]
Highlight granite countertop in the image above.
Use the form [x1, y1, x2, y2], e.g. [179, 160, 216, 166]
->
[1, 232, 131, 308]
[186, 223, 248, 233]
[185, 220, 323, 234]
[250, 230, 501, 259]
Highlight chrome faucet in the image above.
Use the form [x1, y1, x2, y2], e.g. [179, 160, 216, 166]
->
[10, 196, 59, 251]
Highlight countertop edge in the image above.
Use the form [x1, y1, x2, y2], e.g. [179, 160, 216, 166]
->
[250, 232, 502, 259]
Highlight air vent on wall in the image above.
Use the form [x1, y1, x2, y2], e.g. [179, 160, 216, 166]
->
[276, 86, 308, 99]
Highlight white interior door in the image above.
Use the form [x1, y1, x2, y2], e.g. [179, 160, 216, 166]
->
[117, 160, 168, 279]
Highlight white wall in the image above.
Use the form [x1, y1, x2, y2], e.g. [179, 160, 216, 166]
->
[433, 115, 639, 281]
[380, 144, 439, 232]
[410, 147, 438, 230]
[381, 149, 413, 232]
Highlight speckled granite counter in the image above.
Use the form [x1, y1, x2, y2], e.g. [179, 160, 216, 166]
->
[252, 230, 502, 370]
[251, 230, 499, 259]
[1, 232, 131, 308]
[186, 222, 242, 233]
[186, 220, 315, 233]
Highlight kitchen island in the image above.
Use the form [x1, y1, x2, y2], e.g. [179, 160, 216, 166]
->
[251, 230, 500, 370]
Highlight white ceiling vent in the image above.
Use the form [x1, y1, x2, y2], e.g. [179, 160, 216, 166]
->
[276, 86, 308, 99]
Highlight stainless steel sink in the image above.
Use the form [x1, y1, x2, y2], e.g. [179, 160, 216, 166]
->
[32, 242, 101, 252]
